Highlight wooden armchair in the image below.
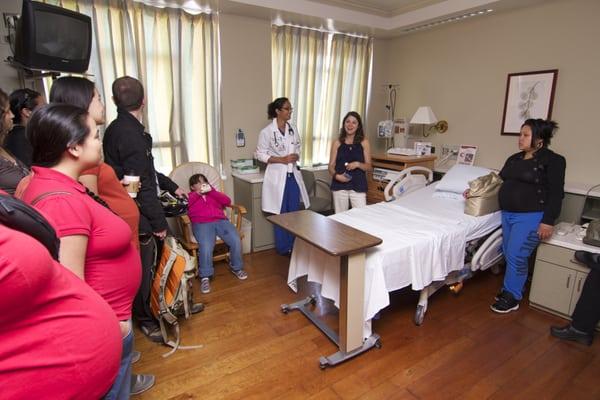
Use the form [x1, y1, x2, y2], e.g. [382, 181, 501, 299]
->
[169, 162, 247, 264]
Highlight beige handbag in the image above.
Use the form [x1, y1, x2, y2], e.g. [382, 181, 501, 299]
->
[465, 172, 503, 216]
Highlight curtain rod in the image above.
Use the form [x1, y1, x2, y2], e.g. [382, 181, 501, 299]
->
[272, 22, 369, 39]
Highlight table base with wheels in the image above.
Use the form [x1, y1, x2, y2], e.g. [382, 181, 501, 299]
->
[268, 210, 383, 369]
[281, 295, 381, 369]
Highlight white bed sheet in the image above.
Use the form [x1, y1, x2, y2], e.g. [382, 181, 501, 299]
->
[287, 183, 501, 336]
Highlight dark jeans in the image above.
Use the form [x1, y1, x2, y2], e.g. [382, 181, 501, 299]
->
[274, 173, 300, 255]
[572, 268, 600, 334]
[133, 234, 158, 328]
[104, 327, 133, 400]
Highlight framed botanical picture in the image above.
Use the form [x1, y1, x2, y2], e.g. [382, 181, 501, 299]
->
[501, 69, 558, 135]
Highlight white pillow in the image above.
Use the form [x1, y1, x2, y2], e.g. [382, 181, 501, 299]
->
[436, 164, 492, 194]
[432, 190, 464, 200]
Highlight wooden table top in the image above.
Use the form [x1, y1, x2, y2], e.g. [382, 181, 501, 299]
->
[267, 210, 382, 257]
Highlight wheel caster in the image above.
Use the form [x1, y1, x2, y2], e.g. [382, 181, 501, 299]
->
[309, 295, 317, 306]
[375, 339, 382, 349]
[414, 305, 425, 326]
[449, 282, 463, 294]
[319, 363, 327, 370]
[280, 305, 289, 314]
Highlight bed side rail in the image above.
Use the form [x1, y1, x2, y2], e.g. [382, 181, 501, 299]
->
[384, 166, 434, 202]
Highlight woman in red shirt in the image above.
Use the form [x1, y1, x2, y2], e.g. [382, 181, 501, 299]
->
[49, 76, 141, 249]
[0, 223, 122, 399]
[22, 104, 141, 400]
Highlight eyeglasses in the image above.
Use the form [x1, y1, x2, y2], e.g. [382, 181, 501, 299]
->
[280, 107, 293, 112]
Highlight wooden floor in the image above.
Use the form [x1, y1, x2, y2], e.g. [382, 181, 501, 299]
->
[134, 250, 600, 400]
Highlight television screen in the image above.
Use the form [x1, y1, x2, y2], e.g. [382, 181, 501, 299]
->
[35, 10, 90, 60]
[15, 0, 92, 73]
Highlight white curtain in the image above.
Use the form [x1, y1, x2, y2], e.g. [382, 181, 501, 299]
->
[272, 25, 372, 165]
[44, 0, 221, 174]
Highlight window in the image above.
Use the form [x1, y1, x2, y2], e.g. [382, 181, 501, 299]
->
[272, 25, 372, 165]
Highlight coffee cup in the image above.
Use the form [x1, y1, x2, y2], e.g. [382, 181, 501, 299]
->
[123, 175, 140, 198]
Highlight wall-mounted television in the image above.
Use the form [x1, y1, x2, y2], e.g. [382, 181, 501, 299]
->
[14, 0, 92, 73]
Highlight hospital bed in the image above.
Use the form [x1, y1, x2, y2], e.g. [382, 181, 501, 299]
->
[287, 167, 503, 338]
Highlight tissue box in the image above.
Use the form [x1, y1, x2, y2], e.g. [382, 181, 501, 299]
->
[231, 159, 255, 168]
[232, 165, 260, 174]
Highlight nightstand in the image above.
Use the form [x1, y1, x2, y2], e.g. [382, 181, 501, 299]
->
[367, 153, 436, 204]
[529, 222, 600, 324]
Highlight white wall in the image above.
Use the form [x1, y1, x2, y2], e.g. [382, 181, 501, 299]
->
[3, 0, 597, 188]
[374, 0, 600, 185]
[0, 0, 22, 92]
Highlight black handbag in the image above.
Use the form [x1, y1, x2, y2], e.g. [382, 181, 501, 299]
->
[159, 191, 188, 217]
[0, 194, 60, 260]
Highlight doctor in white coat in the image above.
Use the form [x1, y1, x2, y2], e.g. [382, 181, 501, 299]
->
[255, 97, 310, 255]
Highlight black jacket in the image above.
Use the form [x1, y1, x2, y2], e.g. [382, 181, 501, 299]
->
[103, 109, 179, 234]
[5, 125, 33, 167]
[499, 147, 566, 225]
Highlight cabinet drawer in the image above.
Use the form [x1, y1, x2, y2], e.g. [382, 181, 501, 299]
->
[366, 176, 386, 204]
[536, 243, 590, 272]
[536, 243, 575, 266]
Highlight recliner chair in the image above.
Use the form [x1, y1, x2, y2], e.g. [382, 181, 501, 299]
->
[300, 169, 333, 215]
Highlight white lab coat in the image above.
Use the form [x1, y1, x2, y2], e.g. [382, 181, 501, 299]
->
[254, 119, 310, 214]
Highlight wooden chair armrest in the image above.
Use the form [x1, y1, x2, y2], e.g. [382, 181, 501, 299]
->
[226, 203, 246, 231]
[227, 203, 247, 215]
[179, 239, 199, 251]
[176, 214, 199, 250]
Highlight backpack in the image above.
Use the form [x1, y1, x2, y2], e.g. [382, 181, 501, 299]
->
[0, 194, 60, 260]
[150, 235, 203, 357]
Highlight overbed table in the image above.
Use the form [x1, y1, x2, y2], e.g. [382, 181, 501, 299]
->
[268, 210, 383, 369]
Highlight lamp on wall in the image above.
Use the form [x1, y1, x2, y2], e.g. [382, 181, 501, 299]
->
[409, 106, 448, 137]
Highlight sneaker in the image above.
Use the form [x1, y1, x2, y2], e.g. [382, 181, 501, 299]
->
[490, 290, 520, 314]
[494, 289, 504, 302]
[200, 277, 211, 293]
[130, 374, 155, 396]
[139, 324, 164, 343]
[230, 268, 248, 280]
[131, 350, 141, 364]
[550, 324, 593, 346]
[190, 302, 205, 314]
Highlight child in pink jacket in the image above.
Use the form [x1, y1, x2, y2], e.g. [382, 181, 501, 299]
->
[188, 173, 247, 293]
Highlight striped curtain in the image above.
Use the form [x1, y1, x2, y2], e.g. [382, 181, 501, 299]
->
[272, 25, 372, 165]
[43, 0, 221, 173]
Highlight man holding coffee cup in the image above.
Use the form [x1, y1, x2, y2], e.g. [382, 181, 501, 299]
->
[103, 76, 190, 342]
[123, 174, 141, 198]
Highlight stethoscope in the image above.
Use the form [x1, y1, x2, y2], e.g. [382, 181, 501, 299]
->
[272, 123, 295, 149]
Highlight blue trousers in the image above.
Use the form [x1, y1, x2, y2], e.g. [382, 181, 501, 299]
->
[274, 173, 300, 255]
[501, 211, 543, 300]
[192, 219, 243, 278]
[104, 327, 133, 400]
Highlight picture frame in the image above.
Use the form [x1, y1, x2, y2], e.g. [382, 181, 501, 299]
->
[501, 69, 558, 135]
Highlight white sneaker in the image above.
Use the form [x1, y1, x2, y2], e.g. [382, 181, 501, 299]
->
[200, 277, 211, 293]
[230, 268, 248, 280]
